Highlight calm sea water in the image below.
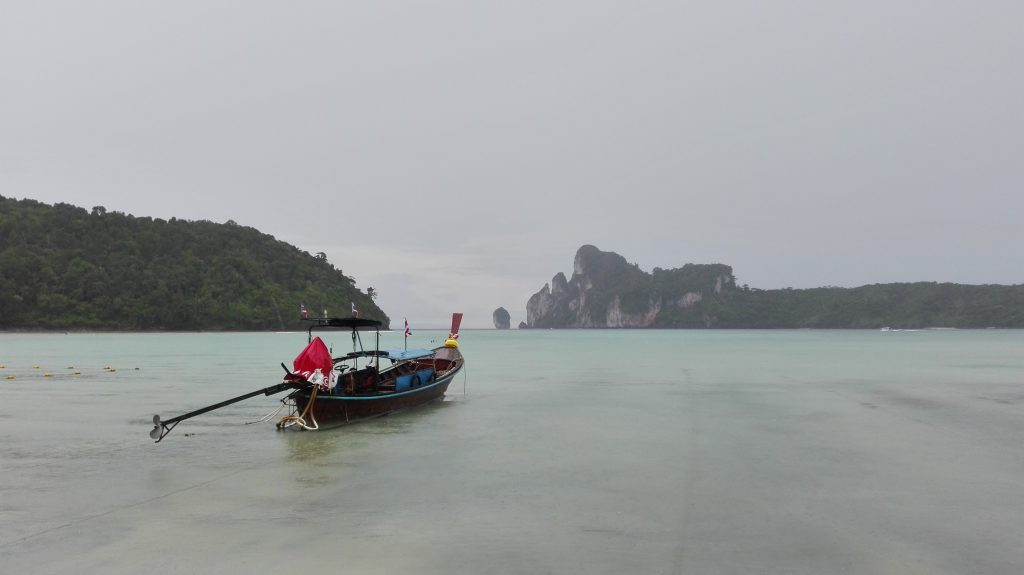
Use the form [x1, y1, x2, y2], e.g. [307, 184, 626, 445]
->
[2, 329, 1023, 574]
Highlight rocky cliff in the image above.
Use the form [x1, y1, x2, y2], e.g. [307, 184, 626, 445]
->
[523, 245, 1024, 329]
[492, 307, 511, 329]
[525, 245, 735, 328]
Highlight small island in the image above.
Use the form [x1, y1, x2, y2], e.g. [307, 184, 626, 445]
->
[492, 307, 511, 329]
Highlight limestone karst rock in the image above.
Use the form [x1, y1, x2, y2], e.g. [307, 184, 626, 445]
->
[524, 245, 734, 328]
[492, 307, 511, 329]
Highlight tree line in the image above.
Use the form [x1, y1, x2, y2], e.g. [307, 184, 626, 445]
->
[0, 196, 388, 330]
[526, 245, 1024, 328]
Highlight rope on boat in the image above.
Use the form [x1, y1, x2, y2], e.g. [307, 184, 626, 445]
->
[276, 386, 320, 431]
[245, 401, 288, 425]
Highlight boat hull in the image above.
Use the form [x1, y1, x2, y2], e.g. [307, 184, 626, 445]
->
[292, 369, 458, 424]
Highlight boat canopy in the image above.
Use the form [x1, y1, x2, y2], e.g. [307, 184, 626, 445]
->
[305, 317, 382, 330]
[334, 348, 434, 361]
[383, 348, 434, 361]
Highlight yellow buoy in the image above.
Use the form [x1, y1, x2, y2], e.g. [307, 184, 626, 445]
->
[73, 371, 81, 375]
[5, 375, 13, 380]
[33, 364, 40, 369]
[44, 372, 52, 377]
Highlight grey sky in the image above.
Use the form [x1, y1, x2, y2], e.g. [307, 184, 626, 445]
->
[3, 1, 1022, 328]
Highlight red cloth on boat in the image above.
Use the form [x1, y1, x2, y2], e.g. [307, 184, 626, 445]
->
[292, 336, 333, 382]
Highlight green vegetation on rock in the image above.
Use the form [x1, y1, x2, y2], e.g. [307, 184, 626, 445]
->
[0, 196, 388, 330]
[526, 245, 1024, 329]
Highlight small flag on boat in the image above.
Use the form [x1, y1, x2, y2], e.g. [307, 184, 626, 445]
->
[300, 303, 308, 318]
[351, 302, 359, 317]
[405, 318, 411, 337]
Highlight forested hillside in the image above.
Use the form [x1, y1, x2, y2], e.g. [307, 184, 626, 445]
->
[703, 282, 1024, 328]
[526, 245, 1024, 329]
[0, 196, 387, 330]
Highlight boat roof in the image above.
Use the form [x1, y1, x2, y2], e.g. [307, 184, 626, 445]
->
[336, 348, 435, 361]
[383, 348, 434, 361]
[304, 317, 382, 330]
[333, 343, 434, 358]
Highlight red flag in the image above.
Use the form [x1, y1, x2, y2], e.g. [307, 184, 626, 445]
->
[299, 303, 308, 318]
[404, 318, 411, 337]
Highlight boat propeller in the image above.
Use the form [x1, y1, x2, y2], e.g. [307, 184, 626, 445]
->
[150, 415, 167, 440]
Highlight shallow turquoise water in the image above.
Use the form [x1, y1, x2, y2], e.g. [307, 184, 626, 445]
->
[2, 329, 1023, 574]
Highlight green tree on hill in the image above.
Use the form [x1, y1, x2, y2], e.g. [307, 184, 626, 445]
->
[0, 196, 389, 330]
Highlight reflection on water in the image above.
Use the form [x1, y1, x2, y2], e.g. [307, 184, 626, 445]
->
[284, 429, 343, 463]
[282, 399, 451, 464]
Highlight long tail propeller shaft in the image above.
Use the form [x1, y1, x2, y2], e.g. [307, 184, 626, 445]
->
[150, 380, 299, 442]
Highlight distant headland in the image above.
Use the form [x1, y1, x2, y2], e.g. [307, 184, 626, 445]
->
[522, 245, 1024, 329]
[0, 196, 387, 330]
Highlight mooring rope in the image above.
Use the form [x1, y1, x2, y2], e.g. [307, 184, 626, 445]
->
[276, 386, 320, 431]
[245, 401, 287, 425]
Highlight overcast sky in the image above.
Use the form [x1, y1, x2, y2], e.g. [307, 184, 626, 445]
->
[3, 1, 1022, 328]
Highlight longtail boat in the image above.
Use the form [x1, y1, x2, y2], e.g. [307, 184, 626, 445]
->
[151, 313, 464, 442]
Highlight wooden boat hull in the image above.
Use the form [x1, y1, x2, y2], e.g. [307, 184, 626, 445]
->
[150, 315, 465, 442]
[291, 365, 459, 424]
